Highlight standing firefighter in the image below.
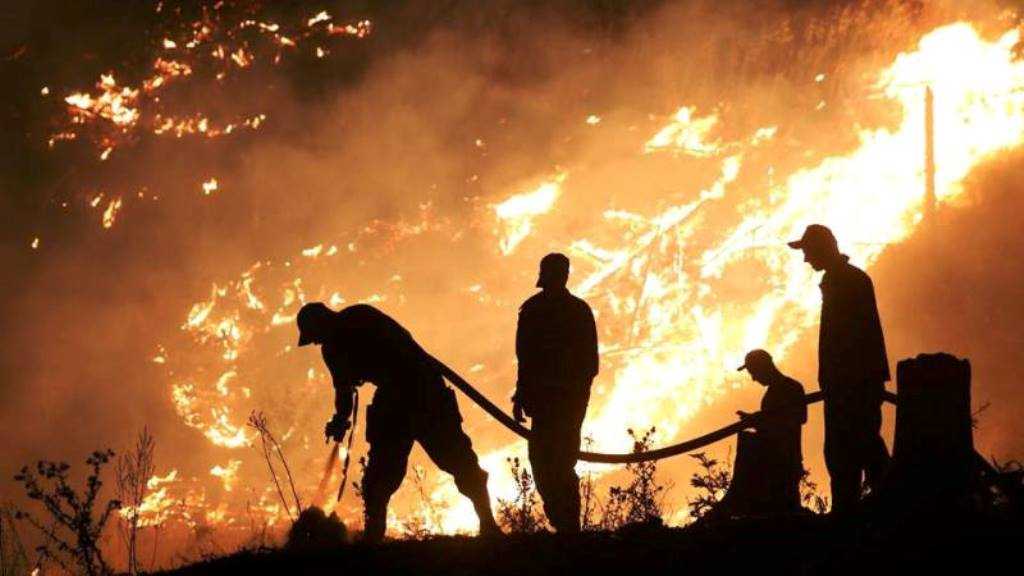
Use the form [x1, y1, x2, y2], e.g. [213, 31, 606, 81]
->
[297, 302, 501, 542]
[789, 224, 891, 514]
[513, 253, 599, 533]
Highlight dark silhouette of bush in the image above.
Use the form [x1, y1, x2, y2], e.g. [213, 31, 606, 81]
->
[579, 437, 600, 531]
[247, 411, 302, 521]
[496, 457, 546, 533]
[285, 507, 347, 552]
[13, 450, 121, 576]
[116, 428, 156, 575]
[686, 451, 732, 522]
[799, 470, 829, 514]
[600, 428, 666, 529]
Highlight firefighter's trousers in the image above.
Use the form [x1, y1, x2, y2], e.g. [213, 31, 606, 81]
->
[361, 376, 498, 541]
[526, 381, 591, 533]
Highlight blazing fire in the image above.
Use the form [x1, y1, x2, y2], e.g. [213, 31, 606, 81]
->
[18, 0, 1024, 555]
[136, 19, 1024, 538]
[43, 1, 373, 220]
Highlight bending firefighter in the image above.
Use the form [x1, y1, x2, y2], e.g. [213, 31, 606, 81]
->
[297, 302, 501, 542]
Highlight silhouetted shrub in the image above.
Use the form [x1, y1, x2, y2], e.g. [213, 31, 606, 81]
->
[116, 428, 156, 575]
[247, 411, 302, 521]
[496, 457, 547, 533]
[13, 450, 121, 576]
[799, 470, 829, 514]
[601, 428, 666, 529]
[686, 451, 732, 522]
[285, 507, 347, 551]
[579, 437, 600, 531]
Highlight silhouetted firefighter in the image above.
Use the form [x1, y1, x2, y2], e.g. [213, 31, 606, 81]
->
[513, 253, 599, 533]
[713, 349, 807, 518]
[789, 224, 891, 514]
[297, 303, 501, 542]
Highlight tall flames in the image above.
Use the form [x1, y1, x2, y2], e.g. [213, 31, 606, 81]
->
[29, 0, 1024, 546]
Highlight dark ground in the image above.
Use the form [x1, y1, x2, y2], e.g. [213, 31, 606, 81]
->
[158, 510, 1020, 576]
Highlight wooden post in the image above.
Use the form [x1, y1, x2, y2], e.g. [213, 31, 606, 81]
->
[889, 353, 974, 505]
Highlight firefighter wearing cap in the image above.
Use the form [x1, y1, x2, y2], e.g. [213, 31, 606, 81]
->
[513, 253, 599, 533]
[734, 349, 807, 513]
[296, 302, 501, 542]
[788, 224, 891, 513]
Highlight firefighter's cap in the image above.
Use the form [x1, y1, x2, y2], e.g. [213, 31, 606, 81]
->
[296, 302, 332, 347]
[787, 224, 837, 251]
[737, 349, 774, 373]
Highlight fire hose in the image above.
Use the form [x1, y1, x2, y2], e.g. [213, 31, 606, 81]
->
[319, 352, 997, 500]
[430, 354, 847, 464]
[430, 354, 998, 474]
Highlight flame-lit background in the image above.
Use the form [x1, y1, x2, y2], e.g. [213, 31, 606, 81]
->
[2, 0, 1024, 565]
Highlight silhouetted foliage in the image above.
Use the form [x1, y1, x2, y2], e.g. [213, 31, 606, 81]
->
[400, 466, 449, 540]
[13, 450, 121, 576]
[799, 470, 829, 515]
[987, 458, 1024, 517]
[687, 451, 732, 522]
[601, 428, 666, 529]
[579, 437, 600, 531]
[247, 411, 302, 521]
[116, 427, 156, 575]
[496, 457, 546, 533]
[285, 507, 347, 552]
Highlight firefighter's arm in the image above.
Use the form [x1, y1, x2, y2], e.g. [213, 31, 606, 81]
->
[584, 302, 599, 377]
[323, 346, 358, 441]
[325, 385, 354, 442]
[512, 308, 530, 421]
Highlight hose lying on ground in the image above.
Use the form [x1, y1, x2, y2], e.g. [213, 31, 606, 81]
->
[432, 354, 997, 474]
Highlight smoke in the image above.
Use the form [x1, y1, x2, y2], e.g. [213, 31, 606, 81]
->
[872, 149, 1024, 458]
[2, 0, 1022, 558]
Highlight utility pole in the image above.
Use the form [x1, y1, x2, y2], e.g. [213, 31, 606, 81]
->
[924, 86, 936, 224]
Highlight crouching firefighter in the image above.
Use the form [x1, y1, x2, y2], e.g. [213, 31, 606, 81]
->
[297, 302, 502, 542]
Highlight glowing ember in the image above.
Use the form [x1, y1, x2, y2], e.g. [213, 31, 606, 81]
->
[102, 198, 123, 229]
